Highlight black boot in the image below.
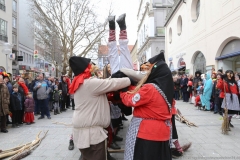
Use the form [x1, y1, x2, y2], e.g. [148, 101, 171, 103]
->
[107, 150, 116, 160]
[54, 109, 57, 115]
[68, 140, 74, 150]
[108, 16, 115, 30]
[109, 142, 121, 150]
[229, 120, 234, 128]
[116, 13, 126, 30]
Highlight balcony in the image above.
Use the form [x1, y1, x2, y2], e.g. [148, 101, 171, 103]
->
[155, 27, 165, 37]
[0, 34, 8, 42]
[0, 3, 5, 11]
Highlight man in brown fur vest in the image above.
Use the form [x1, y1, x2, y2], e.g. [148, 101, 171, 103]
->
[0, 75, 10, 133]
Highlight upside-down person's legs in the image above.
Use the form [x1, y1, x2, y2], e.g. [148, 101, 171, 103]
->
[117, 13, 133, 70]
[108, 15, 120, 74]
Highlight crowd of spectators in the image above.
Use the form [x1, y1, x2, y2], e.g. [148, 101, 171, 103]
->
[0, 72, 74, 133]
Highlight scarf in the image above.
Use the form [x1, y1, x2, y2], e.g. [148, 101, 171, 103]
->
[18, 82, 29, 96]
[145, 60, 174, 107]
[69, 64, 91, 94]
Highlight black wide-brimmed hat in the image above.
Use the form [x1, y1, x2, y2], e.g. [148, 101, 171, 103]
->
[148, 50, 165, 64]
[69, 56, 91, 76]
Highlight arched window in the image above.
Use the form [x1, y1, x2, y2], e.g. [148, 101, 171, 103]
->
[169, 28, 172, 43]
[191, 0, 200, 22]
[177, 16, 182, 36]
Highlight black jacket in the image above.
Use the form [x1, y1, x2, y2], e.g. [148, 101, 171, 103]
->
[10, 92, 22, 111]
[31, 79, 38, 100]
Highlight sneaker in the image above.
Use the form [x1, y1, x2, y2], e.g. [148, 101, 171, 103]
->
[38, 116, 44, 120]
[68, 140, 74, 150]
[171, 149, 183, 158]
[26, 123, 30, 125]
[47, 116, 51, 119]
[236, 115, 240, 119]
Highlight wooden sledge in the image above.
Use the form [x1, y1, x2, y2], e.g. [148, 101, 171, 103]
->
[108, 149, 125, 153]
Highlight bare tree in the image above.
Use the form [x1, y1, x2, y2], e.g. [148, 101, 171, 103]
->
[31, 0, 111, 76]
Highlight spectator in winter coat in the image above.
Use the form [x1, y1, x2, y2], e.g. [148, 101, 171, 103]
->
[0, 75, 10, 133]
[58, 76, 68, 111]
[10, 84, 22, 128]
[201, 73, 213, 111]
[34, 73, 51, 119]
[181, 74, 189, 102]
[30, 75, 40, 115]
[173, 76, 180, 100]
[212, 74, 221, 114]
[193, 71, 202, 96]
[24, 93, 35, 124]
[53, 85, 61, 115]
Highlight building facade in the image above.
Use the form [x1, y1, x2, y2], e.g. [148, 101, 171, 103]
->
[0, 0, 13, 74]
[136, 0, 174, 67]
[165, 0, 240, 74]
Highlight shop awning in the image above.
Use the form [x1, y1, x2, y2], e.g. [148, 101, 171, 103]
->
[215, 51, 240, 60]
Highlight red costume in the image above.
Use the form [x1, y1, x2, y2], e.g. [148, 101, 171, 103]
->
[121, 84, 171, 141]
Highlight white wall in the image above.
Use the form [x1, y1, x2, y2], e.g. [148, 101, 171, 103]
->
[165, 0, 240, 74]
[0, 0, 13, 73]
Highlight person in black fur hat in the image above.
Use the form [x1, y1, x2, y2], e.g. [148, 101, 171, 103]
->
[193, 70, 202, 96]
[69, 56, 132, 160]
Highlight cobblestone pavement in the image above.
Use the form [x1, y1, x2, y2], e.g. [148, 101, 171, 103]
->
[1, 101, 240, 160]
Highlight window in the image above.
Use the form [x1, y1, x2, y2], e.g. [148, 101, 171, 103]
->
[0, 0, 5, 11]
[177, 16, 182, 36]
[12, 34, 17, 44]
[191, 0, 200, 22]
[0, 18, 7, 42]
[12, 0, 17, 12]
[169, 28, 172, 44]
[12, 17, 17, 28]
[24, 52, 26, 62]
[156, 27, 165, 36]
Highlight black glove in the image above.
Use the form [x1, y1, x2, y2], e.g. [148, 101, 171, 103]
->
[221, 74, 226, 79]
[111, 70, 127, 78]
[128, 77, 137, 86]
[120, 87, 128, 92]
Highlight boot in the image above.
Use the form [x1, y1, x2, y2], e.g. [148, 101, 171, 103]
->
[57, 107, 61, 114]
[108, 15, 115, 30]
[229, 120, 234, 128]
[173, 140, 183, 153]
[109, 142, 121, 150]
[107, 150, 116, 160]
[68, 140, 74, 150]
[116, 13, 126, 30]
[54, 109, 57, 115]
[114, 135, 123, 141]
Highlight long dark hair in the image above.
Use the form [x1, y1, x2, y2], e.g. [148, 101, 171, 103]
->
[224, 70, 238, 101]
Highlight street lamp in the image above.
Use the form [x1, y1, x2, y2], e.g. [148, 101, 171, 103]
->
[1, 43, 12, 72]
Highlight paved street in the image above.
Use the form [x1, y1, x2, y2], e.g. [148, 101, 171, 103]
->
[1, 101, 240, 160]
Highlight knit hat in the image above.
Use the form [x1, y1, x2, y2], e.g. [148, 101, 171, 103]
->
[69, 56, 91, 76]
[148, 50, 165, 64]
